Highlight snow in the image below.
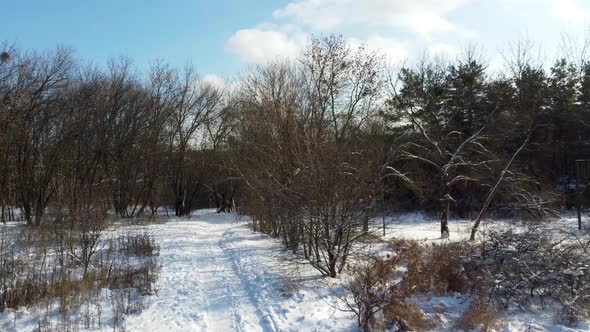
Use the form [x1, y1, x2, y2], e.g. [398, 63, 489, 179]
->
[0, 210, 331, 331]
[121, 210, 356, 332]
[375, 211, 589, 243]
[1, 209, 589, 331]
[118, 210, 358, 331]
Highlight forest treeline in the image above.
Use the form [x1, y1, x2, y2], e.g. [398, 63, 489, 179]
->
[1, 36, 590, 276]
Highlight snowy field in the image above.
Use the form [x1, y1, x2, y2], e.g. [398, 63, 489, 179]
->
[1, 209, 589, 331]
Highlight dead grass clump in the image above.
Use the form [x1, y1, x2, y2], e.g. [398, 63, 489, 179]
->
[345, 230, 590, 330]
[107, 255, 160, 296]
[456, 297, 499, 332]
[390, 239, 478, 297]
[1, 271, 50, 311]
[339, 239, 488, 331]
[424, 243, 474, 296]
[115, 232, 160, 257]
[384, 301, 433, 332]
[278, 278, 299, 298]
[0, 217, 161, 331]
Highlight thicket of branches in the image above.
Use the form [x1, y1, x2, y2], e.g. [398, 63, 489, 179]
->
[0, 44, 233, 224]
[231, 36, 590, 275]
[342, 229, 590, 330]
[2, 35, 590, 276]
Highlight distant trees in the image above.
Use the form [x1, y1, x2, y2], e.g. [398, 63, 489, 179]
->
[383, 43, 590, 238]
[4, 47, 75, 225]
[167, 67, 223, 217]
[0, 45, 228, 223]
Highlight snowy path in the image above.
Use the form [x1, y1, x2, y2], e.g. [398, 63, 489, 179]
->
[124, 211, 278, 332]
[122, 210, 355, 332]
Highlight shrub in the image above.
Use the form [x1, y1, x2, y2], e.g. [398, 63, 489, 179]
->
[389, 239, 479, 297]
[479, 227, 590, 325]
[342, 255, 399, 330]
[341, 227, 590, 330]
[340, 251, 432, 331]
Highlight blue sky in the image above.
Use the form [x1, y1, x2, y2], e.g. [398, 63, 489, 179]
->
[2, 0, 590, 82]
[0, 0, 288, 75]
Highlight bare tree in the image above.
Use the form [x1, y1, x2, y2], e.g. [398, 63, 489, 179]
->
[232, 36, 385, 277]
[9, 47, 75, 224]
[168, 67, 222, 216]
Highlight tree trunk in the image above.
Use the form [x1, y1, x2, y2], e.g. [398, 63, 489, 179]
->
[175, 198, 183, 217]
[34, 201, 44, 226]
[23, 202, 33, 225]
[328, 251, 338, 278]
[440, 198, 450, 239]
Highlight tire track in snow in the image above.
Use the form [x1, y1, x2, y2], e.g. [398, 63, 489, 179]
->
[219, 227, 280, 332]
[205, 234, 246, 332]
[125, 214, 275, 332]
[125, 224, 211, 331]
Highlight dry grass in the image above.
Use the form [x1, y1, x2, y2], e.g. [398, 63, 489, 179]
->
[340, 250, 435, 331]
[278, 278, 299, 298]
[384, 301, 433, 332]
[388, 239, 479, 296]
[456, 297, 500, 331]
[340, 238, 494, 331]
[0, 219, 160, 331]
[114, 231, 160, 257]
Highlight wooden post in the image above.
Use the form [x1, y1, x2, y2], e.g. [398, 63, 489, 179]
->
[577, 160, 582, 230]
[382, 189, 386, 237]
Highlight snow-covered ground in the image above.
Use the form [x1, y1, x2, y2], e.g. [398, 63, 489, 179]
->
[121, 210, 356, 332]
[1, 209, 589, 331]
[375, 211, 588, 243]
[0, 209, 356, 332]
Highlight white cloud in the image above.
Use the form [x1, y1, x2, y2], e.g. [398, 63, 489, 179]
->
[428, 43, 459, 57]
[225, 24, 308, 64]
[551, 0, 590, 22]
[348, 35, 408, 65]
[502, 0, 590, 23]
[197, 74, 240, 93]
[201, 74, 225, 88]
[404, 12, 456, 38]
[273, 0, 471, 38]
